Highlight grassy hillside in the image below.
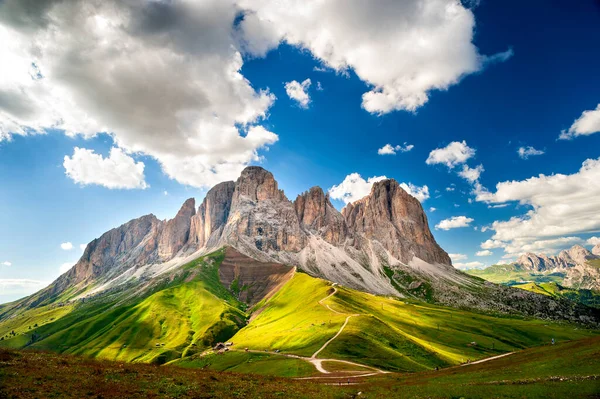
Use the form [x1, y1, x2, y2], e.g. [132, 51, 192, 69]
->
[1, 247, 598, 377]
[2, 336, 599, 398]
[0, 249, 248, 364]
[212, 273, 598, 373]
[514, 282, 600, 308]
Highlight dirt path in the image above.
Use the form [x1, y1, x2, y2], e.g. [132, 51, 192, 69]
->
[459, 351, 514, 366]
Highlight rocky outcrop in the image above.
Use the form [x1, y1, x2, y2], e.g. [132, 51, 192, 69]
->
[158, 198, 195, 260]
[189, 181, 235, 249]
[593, 244, 600, 257]
[221, 167, 305, 253]
[343, 179, 451, 265]
[294, 186, 348, 245]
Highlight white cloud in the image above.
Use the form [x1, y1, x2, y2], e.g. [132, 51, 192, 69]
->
[79, 244, 86, 251]
[475, 250, 493, 256]
[449, 253, 468, 261]
[399, 183, 430, 202]
[316, 81, 324, 91]
[60, 262, 74, 274]
[517, 146, 545, 159]
[0, 0, 277, 188]
[506, 237, 583, 256]
[446, 186, 455, 192]
[284, 78, 312, 108]
[559, 104, 600, 140]
[329, 173, 387, 204]
[60, 242, 73, 251]
[429, 207, 437, 212]
[476, 157, 600, 256]
[1, 261, 11, 266]
[426, 141, 475, 168]
[435, 216, 474, 230]
[328, 173, 428, 204]
[480, 239, 504, 249]
[378, 143, 414, 155]
[0, 279, 49, 297]
[163, 191, 169, 196]
[64, 147, 148, 189]
[458, 164, 484, 183]
[588, 237, 600, 246]
[453, 261, 485, 270]
[240, 0, 510, 114]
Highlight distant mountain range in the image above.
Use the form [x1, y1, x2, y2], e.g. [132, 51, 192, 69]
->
[470, 245, 600, 291]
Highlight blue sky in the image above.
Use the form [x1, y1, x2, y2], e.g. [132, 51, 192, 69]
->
[1, 0, 600, 302]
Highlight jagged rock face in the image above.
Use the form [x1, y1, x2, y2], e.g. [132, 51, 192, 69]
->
[222, 167, 305, 253]
[70, 214, 161, 286]
[343, 179, 451, 265]
[517, 253, 555, 272]
[189, 181, 235, 248]
[158, 198, 196, 260]
[294, 186, 348, 245]
[594, 244, 600, 256]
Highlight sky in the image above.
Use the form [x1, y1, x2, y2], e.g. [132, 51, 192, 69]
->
[1, 0, 600, 303]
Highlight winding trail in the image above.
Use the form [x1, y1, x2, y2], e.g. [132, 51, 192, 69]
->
[459, 351, 514, 366]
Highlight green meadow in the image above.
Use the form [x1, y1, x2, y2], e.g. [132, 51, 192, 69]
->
[1, 247, 598, 377]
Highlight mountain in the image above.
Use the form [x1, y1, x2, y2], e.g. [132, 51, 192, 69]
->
[514, 245, 600, 290]
[1, 166, 600, 373]
[593, 243, 600, 256]
[5, 166, 600, 323]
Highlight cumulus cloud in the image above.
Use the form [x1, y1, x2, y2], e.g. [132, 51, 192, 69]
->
[378, 143, 414, 155]
[559, 104, 600, 140]
[480, 239, 504, 249]
[429, 207, 437, 212]
[64, 147, 148, 189]
[449, 253, 467, 261]
[0, 0, 277, 188]
[239, 0, 510, 114]
[517, 146, 544, 159]
[426, 141, 475, 168]
[60, 262, 74, 274]
[458, 164, 484, 183]
[588, 237, 600, 246]
[475, 250, 493, 256]
[435, 216, 474, 230]
[284, 79, 312, 108]
[399, 183, 430, 202]
[60, 242, 73, 251]
[1, 261, 11, 266]
[328, 173, 428, 204]
[476, 158, 600, 256]
[329, 173, 387, 204]
[453, 261, 485, 270]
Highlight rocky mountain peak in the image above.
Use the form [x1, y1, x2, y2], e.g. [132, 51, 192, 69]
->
[189, 181, 235, 249]
[593, 244, 600, 256]
[294, 186, 348, 245]
[233, 166, 285, 203]
[158, 198, 196, 260]
[343, 178, 450, 265]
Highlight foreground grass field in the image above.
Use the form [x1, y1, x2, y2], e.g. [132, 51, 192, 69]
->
[1, 336, 599, 398]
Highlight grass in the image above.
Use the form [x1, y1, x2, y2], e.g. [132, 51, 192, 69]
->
[0, 249, 248, 364]
[513, 281, 600, 308]
[1, 247, 598, 378]
[2, 336, 600, 398]
[173, 351, 316, 377]
[230, 273, 348, 357]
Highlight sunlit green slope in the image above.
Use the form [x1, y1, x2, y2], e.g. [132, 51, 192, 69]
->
[0, 249, 247, 364]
